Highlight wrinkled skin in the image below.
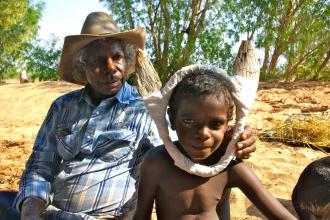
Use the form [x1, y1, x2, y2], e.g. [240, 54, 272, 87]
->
[84, 39, 127, 104]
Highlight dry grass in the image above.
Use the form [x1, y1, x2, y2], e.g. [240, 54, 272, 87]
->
[259, 112, 330, 152]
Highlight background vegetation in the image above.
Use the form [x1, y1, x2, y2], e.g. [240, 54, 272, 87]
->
[0, 0, 329, 82]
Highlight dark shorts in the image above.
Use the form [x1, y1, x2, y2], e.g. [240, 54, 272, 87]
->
[0, 191, 20, 220]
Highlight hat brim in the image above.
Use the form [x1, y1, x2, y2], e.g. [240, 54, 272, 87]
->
[58, 27, 146, 85]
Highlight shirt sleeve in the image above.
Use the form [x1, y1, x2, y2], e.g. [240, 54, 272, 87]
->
[145, 120, 163, 148]
[14, 101, 62, 211]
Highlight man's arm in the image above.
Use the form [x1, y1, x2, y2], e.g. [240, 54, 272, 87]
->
[222, 125, 256, 159]
[228, 163, 296, 220]
[14, 102, 61, 216]
[133, 149, 162, 220]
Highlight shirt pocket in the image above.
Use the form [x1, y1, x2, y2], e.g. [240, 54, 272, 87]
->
[55, 122, 84, 160]
[93, 129, 137, 162]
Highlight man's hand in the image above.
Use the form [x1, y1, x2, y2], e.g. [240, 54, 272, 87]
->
[222, 125, 256, 159]
[235, 125, 256, 159]
[21, 197, 46, 220]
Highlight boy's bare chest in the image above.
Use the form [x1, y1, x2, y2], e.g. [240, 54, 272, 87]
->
[157, 166, 228, 212]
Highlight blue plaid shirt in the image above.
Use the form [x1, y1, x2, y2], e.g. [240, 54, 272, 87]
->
[14, 83, 162, 219]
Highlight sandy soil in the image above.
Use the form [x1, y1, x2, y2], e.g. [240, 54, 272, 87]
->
[0, 79, 329, 219]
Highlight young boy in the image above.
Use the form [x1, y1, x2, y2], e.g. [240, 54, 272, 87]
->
[133, 66, 296, 220]
[292, 156, 330, 220]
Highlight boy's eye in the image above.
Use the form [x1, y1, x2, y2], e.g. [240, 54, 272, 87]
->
[183, 119, 194, 124]
[210, 120, 226, 129]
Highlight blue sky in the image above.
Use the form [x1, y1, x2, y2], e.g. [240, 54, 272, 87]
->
[37, 0, 109, 41]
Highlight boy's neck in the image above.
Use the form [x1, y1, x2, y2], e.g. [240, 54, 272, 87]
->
[174, 141, 226, 166]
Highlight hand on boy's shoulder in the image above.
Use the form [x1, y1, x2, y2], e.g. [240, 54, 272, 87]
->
[223, 125, 256, 159]
[236, 125, 256, 159]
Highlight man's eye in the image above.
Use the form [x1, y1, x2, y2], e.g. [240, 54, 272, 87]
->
[98, 58, 105, 65]
[87, 57, 104, 67]
[112, 53, 124, 61]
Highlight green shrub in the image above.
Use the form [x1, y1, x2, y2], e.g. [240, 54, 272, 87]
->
[24, 36, 61, 81]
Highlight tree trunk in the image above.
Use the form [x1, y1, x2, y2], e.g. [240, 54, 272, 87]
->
[260, 44, 270, 80]
[317, 47, 330, 73]
[123, 0, 135, 29]
[267, 46, 282, 75]
[285, 58, 304, 81]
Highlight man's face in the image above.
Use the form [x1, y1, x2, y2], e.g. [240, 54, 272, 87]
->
[171, 95, 228, 164]
[85, 39, 127, 98]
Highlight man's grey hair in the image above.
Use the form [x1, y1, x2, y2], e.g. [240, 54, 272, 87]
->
[71, 38, 137, 84]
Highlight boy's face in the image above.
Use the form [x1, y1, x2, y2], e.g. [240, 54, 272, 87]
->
[170, 94, 228, 164]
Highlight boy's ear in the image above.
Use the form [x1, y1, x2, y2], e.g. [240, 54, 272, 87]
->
[167, 107, 176, 130]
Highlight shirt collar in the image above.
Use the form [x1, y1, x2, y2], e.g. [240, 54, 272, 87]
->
[79, 82, 140, 106]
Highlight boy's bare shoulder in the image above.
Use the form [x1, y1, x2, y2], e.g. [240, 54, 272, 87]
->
[143, 144, 173, 167]
[226, 160, 258, 187]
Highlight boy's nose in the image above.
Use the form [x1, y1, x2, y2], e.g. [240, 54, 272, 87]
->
[195, 126, 211, 140]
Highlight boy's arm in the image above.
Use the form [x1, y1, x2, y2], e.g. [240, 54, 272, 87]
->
[133, 149, 162, 220]
[228, 162, 297, 220]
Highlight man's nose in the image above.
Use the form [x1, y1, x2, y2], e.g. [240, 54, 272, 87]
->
[105, 57, 116, 72]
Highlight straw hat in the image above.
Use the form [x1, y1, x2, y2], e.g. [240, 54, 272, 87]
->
[58, 11, 146, 85]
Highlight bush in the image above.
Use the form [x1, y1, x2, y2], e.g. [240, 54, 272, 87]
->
[25, 35, 61, 81]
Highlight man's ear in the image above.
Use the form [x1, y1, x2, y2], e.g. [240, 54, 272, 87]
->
[167, 107, 176, 130]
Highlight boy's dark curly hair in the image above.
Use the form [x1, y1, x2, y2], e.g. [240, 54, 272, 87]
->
[168, 70, 234, 121]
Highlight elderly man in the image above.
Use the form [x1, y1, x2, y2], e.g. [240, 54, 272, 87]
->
[4, 12, 255, 219]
